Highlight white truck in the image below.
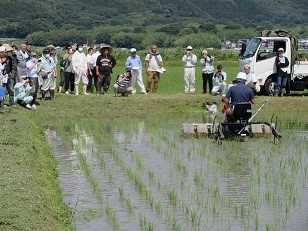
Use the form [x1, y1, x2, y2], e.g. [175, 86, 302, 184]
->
[239, 30, 308, 95]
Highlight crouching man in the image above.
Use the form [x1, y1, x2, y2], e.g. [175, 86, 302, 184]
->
[113, 69, 133, 97]
[212, 64, 227, 96]
[14, 75, 35, 109]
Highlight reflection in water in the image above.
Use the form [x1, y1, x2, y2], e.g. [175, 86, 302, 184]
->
[46, 119, 308, 231]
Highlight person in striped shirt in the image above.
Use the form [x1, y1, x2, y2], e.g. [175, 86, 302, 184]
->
[113, 69, 133, 97]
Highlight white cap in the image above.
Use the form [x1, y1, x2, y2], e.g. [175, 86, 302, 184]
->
[0, 46, 6, 52]
[278, 48, 284, 52]
[236, 72, 247, 80]
[130, 48, 137, 53]
[186, 46, 193, 50]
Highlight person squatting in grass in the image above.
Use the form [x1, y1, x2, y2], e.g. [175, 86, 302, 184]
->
[182, 46, 197, 94]
[72, 43, 89, 95]
[26, 52, 40, 109]
[200, 50, 214, 94]
[113, 69, 133, 97]
[145, 44, 164, 93]
[274, 47, 289, 97]
[96, 44, 116, 95]
[13, 75, 35, 109]
[125, 48, 147, 95]
[62, 44, 75, 94]
[38, 48, 56, 101]
[212, 64, 227, 96]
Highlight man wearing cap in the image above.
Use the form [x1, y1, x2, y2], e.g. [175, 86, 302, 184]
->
[26, 52, 40, 108]
[13, 75, 34, 109]
[243, 64, 257, 95]
[145, 44, 164, 93]
[200, 50, 214, 94]
[96, 44, 116, 95]
[72, 43, 89, 95]
[274, 48, 289, 97]
[38, 48, 56, 100]
[223, 72, 255, 107]
[16, 42, 30, 80]
[125, 48, 147, 94]
[113, 69, 133, 97]
[182, 46, 197, 93]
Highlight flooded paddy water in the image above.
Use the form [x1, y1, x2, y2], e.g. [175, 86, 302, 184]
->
[45, 117, 308, 231]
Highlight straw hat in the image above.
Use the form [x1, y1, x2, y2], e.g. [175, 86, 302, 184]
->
[2, 44, 13, 52]
[101, 44, 113, 53]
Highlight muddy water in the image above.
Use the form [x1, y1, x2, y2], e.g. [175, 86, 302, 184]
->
[46, 119, 308, 231]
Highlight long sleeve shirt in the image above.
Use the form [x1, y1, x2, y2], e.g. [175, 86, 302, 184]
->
[200, 56, 214, 73]
[125, 55, 142, 70]
[72, 51, 88, 72]
[182, 54, 197, 67]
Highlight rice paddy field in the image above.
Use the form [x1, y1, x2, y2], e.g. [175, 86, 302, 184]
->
[1, 61, 308, 231]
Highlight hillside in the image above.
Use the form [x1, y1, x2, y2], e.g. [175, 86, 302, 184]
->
[0, 0, 307, 48]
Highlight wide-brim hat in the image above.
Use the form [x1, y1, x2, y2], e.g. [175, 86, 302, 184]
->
[47, 44, 55, 50]
[2, 44, 13, 52]
[101, 44, 113, 53]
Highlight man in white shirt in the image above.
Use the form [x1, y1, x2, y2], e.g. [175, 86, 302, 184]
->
[182, 46, 197, 93]
[86, 47, 95, 93]
[243, 64, 257, 95]
[212, 64, 227, 96]
[145, 44, 163, 93]
[72, 43, 89, 95]
[26, 52, 39, 108]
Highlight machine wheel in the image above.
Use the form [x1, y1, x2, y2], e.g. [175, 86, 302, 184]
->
[264, 77, 275, 96]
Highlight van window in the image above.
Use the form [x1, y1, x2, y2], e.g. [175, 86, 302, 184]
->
[257, 40, 286, 62]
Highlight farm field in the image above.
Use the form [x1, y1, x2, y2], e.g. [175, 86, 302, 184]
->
[1, 61, 308, 231]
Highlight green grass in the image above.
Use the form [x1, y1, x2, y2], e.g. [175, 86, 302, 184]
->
[1, 61, 308, 230]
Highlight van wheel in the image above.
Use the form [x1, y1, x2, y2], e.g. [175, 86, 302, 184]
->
[264, 77, 275, 96]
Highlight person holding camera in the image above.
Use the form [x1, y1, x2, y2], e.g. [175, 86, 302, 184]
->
[13, 75, 34, 109]
[26, 52, 40, 108]
[200, 50, 214, 94]
[182, 46, 197, 93]
[113, 69, 133, 97]
[211, 64, 227, 96]
[274, 48, 289, 97]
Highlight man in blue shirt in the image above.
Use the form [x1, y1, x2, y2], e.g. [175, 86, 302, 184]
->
[125, 48, 147, 94]
[224, 72, 255, 107]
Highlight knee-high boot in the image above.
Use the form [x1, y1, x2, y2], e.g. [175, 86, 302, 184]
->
[50, 90, 55, 100]
[75, 85, 79, 95]
[41, 91, 46, 101]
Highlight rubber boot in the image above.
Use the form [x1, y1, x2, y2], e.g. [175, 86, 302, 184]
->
[281, 88, 286, 97]
[274, 88, 279, 97]
[75, 84, 79, 95]
[50, 90, 55, 100]
[58, 86, 62, 93]
[41, 91, 46, 101]
[82, 85, 90, 95]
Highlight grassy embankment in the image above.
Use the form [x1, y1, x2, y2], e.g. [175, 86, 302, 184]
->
[1, 60, 307, 230]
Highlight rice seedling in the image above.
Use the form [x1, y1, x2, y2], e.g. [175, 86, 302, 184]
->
[167, 188, 178, 207]
[139, 213, 154, 231]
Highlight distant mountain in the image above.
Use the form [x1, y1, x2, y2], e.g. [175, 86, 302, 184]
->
[0, 0, 307, 47]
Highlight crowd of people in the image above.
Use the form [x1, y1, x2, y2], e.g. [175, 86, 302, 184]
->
[0, 41, 289, 113]
[0, 42, 166, 110]
[181, 46, 258, 97]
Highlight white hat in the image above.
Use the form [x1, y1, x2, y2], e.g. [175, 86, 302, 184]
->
[0, 46, 6, 52]
[278, 48, 284, 52]
[186, 46, 193, 50]
[130, 48, 137, 53]
[236, 72, 247, 80]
